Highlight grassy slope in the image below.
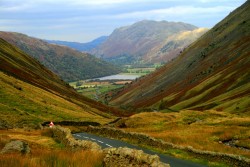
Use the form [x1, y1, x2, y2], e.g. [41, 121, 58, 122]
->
[0, 71, 111, 127]
[116, 110, 250, 161]
[111, 1, 250, 113]
[0, 38, 128, 127]
[0, 32, 121, 82]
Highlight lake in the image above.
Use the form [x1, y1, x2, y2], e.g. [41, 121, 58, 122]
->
[95, 74, 141, 80]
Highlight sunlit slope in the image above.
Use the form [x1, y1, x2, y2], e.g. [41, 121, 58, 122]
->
[91, 20, 206, 65]
[111, 1, 250, 113]
[0, 32, 121, 82]
[0, 38, 123, 127]
[0, 71, 111, 127]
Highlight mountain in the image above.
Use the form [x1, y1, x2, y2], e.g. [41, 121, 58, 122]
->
[45, 36, 108, 52]
[91, 20, 207, 65]
[0, 32, 120, 82]
[0, 38, 127, 128]
[110, 1, 250, 113]
[144, 28, 208, 64]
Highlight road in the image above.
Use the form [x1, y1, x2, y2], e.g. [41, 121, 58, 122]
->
[73, 132, 207, 167]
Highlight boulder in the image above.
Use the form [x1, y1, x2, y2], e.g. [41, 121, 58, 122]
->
[1, 140, 30, 154]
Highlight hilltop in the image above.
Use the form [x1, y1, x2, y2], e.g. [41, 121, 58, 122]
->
[0, 32, 120, 82]
[0, 38, 126, 128]
[106, 1, 250, 162]
[111, 1, 250, 113]
[91, 20, 207, 65]
[45, 36, 108, 52]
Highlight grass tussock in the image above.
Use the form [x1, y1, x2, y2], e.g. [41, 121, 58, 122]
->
[0, 149, 104, 167]
[0, 129, 104, 167]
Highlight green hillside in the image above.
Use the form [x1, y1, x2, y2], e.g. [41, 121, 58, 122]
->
[0, 32, 121, 82]
[0, 38, 126, 128]
[111, 1, 250, 113]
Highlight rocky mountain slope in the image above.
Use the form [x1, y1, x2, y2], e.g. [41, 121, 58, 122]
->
[45, 36, 108, 52]
[111, 1, 250, 113]
[0, 38, 126, 128]
[0, 32, 120, 82]
[145, 28, 208, 64]
[91, 20, 207, 65]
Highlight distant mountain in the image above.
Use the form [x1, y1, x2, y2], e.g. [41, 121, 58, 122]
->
[0, 38, 126, 127]
[144, 28, 208, 64]
[0, 32, 120, 82]
[45, 36, 108, 52]
[91, 20, 207, 65]
[111, 1, 250, 113]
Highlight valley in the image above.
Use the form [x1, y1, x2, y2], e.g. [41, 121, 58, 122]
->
[1, 0, 249, 167]
[69, 66, 157, 100]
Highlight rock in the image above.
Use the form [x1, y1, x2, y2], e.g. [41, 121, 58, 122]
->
[51, 126, 101, 150]
[1, 140, 30, 154]
[103, 147, 170, 167]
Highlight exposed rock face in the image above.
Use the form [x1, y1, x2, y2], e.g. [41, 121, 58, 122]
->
[103, 147, 170, 167]
[1, 140, 30, 154]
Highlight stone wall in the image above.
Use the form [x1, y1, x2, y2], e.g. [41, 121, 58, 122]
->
[85, 126, 250, 167]
[51, 126, 101, 150]
[103, 147, 170, 167]
[51, 126, 170, 167]
[42, 121, 100, 127]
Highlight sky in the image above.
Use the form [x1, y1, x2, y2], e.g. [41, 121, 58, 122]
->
[0, 0, 246, 42]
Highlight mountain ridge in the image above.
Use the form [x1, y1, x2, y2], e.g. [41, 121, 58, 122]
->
[0, 32, 120, 82]
[91, 20, 207, 65]
[110, 1, 250, 113]
[45, 36, 108, 52]
[0, 37, 128, 127]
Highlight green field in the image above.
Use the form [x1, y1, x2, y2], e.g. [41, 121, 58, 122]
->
[77, 84, 123, 100]
[70, 66, 162, 103]
[69, 80, 126, 102]
[126, 68, 155, 74]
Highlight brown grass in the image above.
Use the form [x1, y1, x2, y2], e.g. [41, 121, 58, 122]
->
[118, 110, 250, 158]
[0, 129, 104, 167]
[0, 150, 104, 167]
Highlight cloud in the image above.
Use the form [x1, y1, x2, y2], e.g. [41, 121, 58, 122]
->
[0, 3, 32, 12]
[111, 5, 235, 20]
[0, 0, 245, 42]
[70, 0, 135, 5]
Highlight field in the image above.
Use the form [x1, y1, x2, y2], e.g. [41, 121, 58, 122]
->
[0, 129, 103, 167]
[114, 110, 250, 160]
[70, 67, 159, 100]
[126, 68, 156, 74]
[70, 80, 126, 100]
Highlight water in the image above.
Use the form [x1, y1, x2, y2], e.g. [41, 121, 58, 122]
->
[95, 74, 141, 80]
